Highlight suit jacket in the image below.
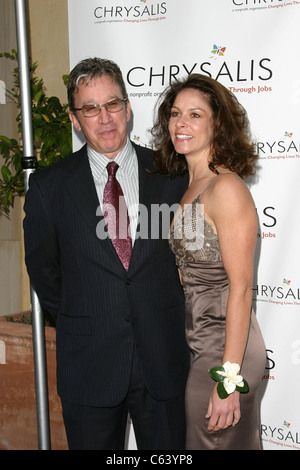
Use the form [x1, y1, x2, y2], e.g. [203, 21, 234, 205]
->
[23, 142, 190, 407]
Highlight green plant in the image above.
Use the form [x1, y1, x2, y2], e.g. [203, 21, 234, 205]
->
[0, 49, 72, 216]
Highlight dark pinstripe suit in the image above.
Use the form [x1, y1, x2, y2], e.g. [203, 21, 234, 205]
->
[24, 142, 190, 447]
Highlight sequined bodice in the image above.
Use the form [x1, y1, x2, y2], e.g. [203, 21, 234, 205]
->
[169, 193, 221, 270]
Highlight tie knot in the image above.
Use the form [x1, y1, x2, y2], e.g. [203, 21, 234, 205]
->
[106, 161, 119, 177]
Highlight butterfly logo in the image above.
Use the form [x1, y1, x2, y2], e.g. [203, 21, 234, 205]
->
[211, 44, 226, 57]
[133, 134, 149, 147]
[284, 132, 293, 138]
[284, 421, 291, 428]
[283, 279, 291, 285]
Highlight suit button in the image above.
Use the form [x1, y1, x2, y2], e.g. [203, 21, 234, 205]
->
[125, 279, 132, 285]
[125, 316, 131, 322]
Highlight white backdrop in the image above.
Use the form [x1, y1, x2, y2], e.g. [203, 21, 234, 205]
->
[68, 0, 300, 450]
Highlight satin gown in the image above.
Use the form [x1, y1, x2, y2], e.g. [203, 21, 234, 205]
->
[169, 192, 266, 450]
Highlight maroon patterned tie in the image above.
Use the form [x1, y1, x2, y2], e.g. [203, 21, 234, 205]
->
[103, 162, 132, 270]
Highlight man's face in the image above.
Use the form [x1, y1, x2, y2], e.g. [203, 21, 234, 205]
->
[69, 75, 131, 159]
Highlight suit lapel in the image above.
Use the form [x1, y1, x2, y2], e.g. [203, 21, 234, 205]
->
[63, 146, 99, 233]
[63, 143, 166, 271]
[63, 146, 120, 263]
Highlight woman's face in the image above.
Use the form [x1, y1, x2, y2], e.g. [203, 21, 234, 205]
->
[168, 88, 214, 160]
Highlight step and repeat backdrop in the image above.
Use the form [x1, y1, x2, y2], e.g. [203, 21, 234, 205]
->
[68, 0, 300, 450]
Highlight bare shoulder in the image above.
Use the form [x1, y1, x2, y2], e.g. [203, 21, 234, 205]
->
[210, 172, 253, 203]
[203, 173, 256, 223]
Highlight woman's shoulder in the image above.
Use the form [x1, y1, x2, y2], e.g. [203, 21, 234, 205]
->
[205, 171, 255, 214]
[211, 171, 249, 196]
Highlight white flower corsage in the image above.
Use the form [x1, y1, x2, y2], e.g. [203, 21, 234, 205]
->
[208, 361, 249, 399]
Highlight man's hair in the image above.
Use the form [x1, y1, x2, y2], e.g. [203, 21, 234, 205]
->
[68, 57, 128, 110]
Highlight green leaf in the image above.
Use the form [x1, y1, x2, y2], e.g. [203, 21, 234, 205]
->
[0, 142, 9, 154]
[208, 366, 225, 383]
[0, 135, 13, 145]
[1, 166, 12, 181]
[62, 74, 69, 87]
[217, 382, 229, 400]
[33, 90, 43, 103]
[236, 379, 249, 394]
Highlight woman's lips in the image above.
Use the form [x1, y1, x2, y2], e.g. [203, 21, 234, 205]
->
[175, 134, 192, 140]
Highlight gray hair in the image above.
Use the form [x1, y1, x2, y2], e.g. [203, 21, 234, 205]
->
[68, 57, 128, 110]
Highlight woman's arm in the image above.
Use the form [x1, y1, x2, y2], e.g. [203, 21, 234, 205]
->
[204, 173, 257, 431]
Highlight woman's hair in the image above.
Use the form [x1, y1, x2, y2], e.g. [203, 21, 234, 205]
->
[68, 57, 128, 111]
[151, 73, 258, 179]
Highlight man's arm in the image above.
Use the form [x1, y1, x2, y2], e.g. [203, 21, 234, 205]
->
[23, 174, 61, 321]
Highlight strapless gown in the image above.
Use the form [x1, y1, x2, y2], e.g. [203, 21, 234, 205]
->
[169, 193, 266, 450]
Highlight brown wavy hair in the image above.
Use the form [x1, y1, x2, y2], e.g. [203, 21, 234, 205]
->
[151, 74, 258, 180]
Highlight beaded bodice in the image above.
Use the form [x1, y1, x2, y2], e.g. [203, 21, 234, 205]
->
[169, 193, 221, 269]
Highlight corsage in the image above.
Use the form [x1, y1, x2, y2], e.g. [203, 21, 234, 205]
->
[208, 361, 249, 399]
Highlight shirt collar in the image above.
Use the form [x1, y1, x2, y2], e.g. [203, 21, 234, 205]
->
[87, 138, 136, 180]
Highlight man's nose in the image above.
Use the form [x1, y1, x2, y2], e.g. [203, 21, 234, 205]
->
[98, 107, 113, 124]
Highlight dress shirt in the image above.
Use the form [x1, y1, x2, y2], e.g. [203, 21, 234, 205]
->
[87, 139, 139, 244]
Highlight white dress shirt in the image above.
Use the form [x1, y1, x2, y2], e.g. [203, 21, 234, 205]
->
[87, 139, 139, 244]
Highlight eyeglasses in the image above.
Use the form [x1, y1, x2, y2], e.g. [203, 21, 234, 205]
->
[72, 98, 128, 118]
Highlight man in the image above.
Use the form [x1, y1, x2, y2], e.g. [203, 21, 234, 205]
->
[23, 58, 189, 450]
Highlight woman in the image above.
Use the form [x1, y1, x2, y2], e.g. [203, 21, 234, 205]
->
[151, 74, 266, 450]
